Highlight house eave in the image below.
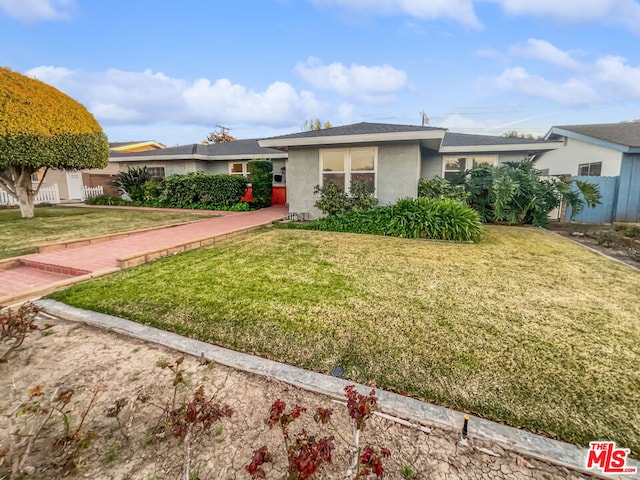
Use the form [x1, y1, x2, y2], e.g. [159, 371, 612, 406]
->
[439, 142, 564, 154]
[259, 130, 446, 149]
[109, 153, 288, 162]
[550, 128, 633, 153]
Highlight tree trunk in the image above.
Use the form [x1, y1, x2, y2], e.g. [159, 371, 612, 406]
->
[15, 172, 35, 218]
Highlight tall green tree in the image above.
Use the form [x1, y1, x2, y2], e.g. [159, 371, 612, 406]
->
[0, 67, 109, 218]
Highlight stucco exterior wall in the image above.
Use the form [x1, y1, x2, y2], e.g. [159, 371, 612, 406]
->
[197, 161, 228, 175]
[534, 137, 623, 176]
[117, 160, 197, 176]
[272, 158, 287, 186]
[287, 148, 320, 218]
[83, 162, 120, 175]
[45, 170, 70, 199]
[377, 143, 420, 204]
[421, 152, 442, 178]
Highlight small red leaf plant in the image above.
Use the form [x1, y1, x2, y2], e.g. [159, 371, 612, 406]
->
[247, 385, 391, 479]
[247, 400, 335, 479]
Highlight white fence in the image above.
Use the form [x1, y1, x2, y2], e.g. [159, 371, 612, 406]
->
[0, 184, 61, 205]
[82, 185, 103, 200]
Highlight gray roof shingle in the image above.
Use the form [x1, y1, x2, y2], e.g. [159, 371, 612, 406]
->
[263, 122, 444, 140]
[553, 122, 640, 148]
[442, 132, 551, 147]
[110, 139, 284, 158]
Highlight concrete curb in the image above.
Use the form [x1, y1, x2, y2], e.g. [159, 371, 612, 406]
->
[33, 299, 639, 480]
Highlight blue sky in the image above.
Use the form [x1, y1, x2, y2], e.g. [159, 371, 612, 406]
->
[2, 0, 640, 145]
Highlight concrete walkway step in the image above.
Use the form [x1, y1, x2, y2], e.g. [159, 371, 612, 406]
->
[19, 259, 90, 277]
[0, 267, 73, 298]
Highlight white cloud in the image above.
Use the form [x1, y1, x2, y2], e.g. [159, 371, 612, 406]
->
[311, 0, 640, 33]
[0, 0, 74, 22]
[493, 39, 640, 105]
[495, 67, 600, 106]
[310, 0, 482, 28]
[25, 66, 323, 128]
[294, 57, 408, 103]
[488, 0, 640, 32]
[593, 55, 640, 99]
[508, 39, 583, 71]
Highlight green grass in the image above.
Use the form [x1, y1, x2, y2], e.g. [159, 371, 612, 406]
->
[0, 206, 214, 259]
[48, 227, 640, 455]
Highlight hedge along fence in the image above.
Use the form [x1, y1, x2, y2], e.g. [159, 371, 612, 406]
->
[158, 172, 248, 209]
[248, 159, 273, 208]
[290, 197, 483, 243]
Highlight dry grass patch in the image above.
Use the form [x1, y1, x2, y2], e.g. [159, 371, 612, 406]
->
[49, 226, 640, 455]
[0, 206, 214, 259]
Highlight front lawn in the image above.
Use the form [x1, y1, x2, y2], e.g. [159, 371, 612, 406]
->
[0, 206, 214, 259]
[49, 227, 640, 455]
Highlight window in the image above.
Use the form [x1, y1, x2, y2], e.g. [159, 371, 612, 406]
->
[229, 161, 248, 177]
[578, 162, 602, 176]
[31, 169, 45, 183]
[443, 155, 497, 180]
[320, 148, 376, 193]
[147, 167, 165, 180]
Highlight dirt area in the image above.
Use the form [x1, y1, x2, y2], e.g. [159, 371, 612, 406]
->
[547, 222, 640, 269]
[0, 314, 593, 480]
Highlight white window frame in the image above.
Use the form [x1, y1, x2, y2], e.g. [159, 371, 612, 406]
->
[577, 162, 602, 177]
[319, 147, 378, 195]
[442, 155, 497, 178]
[146, 165, 166, 180]
[229, 161, 248, 177]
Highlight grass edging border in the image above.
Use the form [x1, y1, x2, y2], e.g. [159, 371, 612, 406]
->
[33, 299, 639, 480]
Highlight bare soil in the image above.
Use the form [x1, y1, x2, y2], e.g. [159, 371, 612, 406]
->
[0, 314, 592, 480]
[547, 223, 640, 270]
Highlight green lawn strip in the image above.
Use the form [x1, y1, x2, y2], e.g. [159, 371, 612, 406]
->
[48, 226, 640, 455]
[0, 206, 215, 259]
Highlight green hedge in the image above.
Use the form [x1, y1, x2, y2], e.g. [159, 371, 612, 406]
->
[84, 195, 132, 206]
[158, 172, 248, 209]
[289, 197, 483, 242]
[248, 159, 273, 208]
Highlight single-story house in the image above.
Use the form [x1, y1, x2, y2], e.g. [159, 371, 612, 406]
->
[109, 139, 289, 204]
[259, 122, 563, 219]
[535, 122, 640, 222]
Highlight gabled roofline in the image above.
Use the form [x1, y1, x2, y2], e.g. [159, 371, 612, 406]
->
[439, 141, 564, 154]
[110, 140, 166, 151]
[549, 127, 640, 153]
[259, 130, 446, 148]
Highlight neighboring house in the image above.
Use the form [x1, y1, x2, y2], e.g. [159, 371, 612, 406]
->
[81, 140, 168, 197]
[109, 140, 167, 153]
[109, 139, 289, 204]
[535, 122, 640, 222]
[259, 122, 563, 219]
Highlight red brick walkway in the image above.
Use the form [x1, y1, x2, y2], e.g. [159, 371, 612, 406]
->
[0, 206, 288, 303]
